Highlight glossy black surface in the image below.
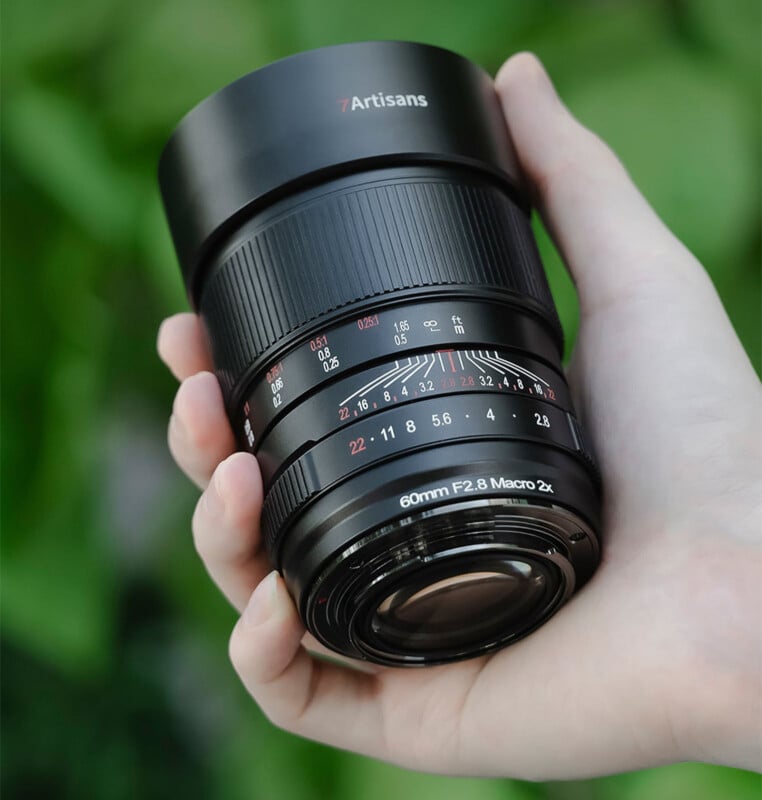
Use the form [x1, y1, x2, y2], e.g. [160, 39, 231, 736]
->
[159, 42, 522, 300]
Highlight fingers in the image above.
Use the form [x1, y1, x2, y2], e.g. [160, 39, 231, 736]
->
[229, 573, 385, 757]
[193, 453, 386, 665]
[227, 565, 691, 779]
[192, 451, 268, 611]
[160, 314, 235, 489]
[495, 51, 758, 439]
[168, 371, 236, 489]
[495, 53, 716, 318]
[157, 313, 213, 380]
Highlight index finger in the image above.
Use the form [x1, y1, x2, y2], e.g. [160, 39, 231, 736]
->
[157, 312, 213, 380]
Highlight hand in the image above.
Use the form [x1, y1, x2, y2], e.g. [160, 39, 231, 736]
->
[157, 53, 761, 779]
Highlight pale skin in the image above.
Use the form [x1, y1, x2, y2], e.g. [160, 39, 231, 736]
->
[157, 53, 762, 779]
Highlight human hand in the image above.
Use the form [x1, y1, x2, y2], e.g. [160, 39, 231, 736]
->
[157, 53, 761, 779]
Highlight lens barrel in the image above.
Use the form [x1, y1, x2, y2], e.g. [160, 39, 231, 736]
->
[159, 41, 601, 666]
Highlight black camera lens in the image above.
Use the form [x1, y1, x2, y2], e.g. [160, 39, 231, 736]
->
[158, 41, 601, 666]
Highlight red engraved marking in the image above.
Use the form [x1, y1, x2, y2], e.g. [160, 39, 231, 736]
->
[349, 437, 366, 455]
[317, 596, 328, 604]
[447, 352, 456, 372]
[372, 402, 377, 409]
[266, 362, 284, 383]
[244, 402, 250, 415]
[357, 314, 380, 330]
[353, 410, 358, 417]
[393, 395, 397, 401]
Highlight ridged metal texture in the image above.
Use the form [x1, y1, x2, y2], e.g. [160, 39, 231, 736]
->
[199, 177, 561, 402]
[260, 458, 320, 555]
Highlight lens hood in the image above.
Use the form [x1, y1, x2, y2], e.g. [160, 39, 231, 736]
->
[158, 41, 522, 302]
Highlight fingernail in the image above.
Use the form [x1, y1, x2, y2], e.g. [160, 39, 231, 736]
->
[243, 571, 279, 628]
[169, 412, 188, 441]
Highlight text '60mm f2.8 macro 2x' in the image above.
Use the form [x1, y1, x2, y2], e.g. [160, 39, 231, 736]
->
[158, 41, 601, 667]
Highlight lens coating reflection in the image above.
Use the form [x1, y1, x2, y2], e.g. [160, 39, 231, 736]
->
[370, 559, 551, 654]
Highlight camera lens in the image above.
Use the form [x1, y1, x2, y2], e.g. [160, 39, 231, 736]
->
[159, 41, 601, 666]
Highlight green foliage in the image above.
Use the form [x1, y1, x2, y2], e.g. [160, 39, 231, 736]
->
[2, 1, 759, 798]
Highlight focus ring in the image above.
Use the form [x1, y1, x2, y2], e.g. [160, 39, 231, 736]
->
[199, 173, 561, 400]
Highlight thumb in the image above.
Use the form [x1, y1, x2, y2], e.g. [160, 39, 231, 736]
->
[495, 52, 710, 319]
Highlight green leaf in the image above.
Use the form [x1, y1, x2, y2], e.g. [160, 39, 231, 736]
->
[565, 52, 758, 271]
[597, 763, 761, 800]
[337, 756, 539, 800]
[96, 0, 279, 140]
[283, 0, 543, 71]
[3, 86, 140, 243]
[686, 0, 762, 76]
[1, 498, 114, 677]
[1, 0, 123, 76]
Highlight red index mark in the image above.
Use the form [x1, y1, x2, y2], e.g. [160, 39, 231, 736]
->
[338, 98, 349, 112]
[447, 352, 456, 372]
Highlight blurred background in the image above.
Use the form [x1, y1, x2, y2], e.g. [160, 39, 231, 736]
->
[1, 0, 760, 797]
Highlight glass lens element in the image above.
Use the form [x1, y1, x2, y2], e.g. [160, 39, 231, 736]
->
[370, 560, 549, 653]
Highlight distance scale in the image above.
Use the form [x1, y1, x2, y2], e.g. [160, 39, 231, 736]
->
[237, 297, 561, 447]
[254, 347, 571, 480]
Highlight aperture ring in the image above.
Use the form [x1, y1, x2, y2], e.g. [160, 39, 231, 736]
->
[261, 414, 599, 559]
[199, 170, 562, 400]
[261, 458, 321, 555]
